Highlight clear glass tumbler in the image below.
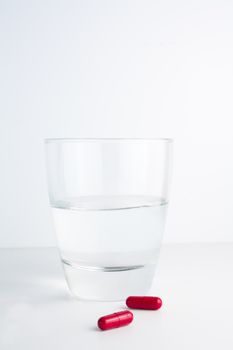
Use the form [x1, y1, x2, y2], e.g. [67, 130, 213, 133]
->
[45, 138, 173, 301]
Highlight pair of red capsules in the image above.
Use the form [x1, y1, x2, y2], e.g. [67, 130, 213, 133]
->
[98, 296, 162, 331]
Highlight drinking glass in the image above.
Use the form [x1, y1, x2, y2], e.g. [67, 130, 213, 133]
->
[45, 138, 173, 301]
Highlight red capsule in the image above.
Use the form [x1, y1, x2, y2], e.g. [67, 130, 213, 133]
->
[126, 296, 162, 310]
[98, 311, 133, 331]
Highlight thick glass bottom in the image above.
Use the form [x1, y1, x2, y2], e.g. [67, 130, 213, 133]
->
[62, 261, 156, 301]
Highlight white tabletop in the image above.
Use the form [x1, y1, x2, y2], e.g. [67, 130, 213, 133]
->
[1, 243, 233, 350]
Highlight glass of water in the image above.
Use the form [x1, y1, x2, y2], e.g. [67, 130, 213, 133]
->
[45, 138, 173, 301]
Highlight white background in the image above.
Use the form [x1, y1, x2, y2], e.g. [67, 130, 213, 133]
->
[0, 0, 233, 247]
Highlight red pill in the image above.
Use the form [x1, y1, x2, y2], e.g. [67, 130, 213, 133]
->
[126, 296, 162, 310]
[98, 311, 133, 331]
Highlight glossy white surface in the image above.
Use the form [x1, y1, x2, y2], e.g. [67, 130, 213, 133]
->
[1, 243, 233, 349]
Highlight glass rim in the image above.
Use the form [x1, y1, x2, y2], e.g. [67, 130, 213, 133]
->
[44, 137, 173, 143]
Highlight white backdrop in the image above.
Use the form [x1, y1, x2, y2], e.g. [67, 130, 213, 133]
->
[0, 0, 233, 247]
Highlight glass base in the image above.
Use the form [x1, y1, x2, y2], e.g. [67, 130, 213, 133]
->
[63, 262, 156, 301]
